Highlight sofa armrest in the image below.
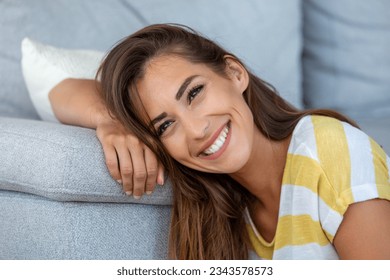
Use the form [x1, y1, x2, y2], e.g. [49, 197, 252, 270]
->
[0, 117, 172, 205]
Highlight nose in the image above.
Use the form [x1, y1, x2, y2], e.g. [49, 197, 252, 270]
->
[181, 114, 209, 140]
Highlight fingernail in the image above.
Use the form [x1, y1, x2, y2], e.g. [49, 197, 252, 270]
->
[125, 191, 132, 196]
[133, 195, 141, 200]
[117, 179, 122, 184]
[157, 177, 164, 186]
[146, 191, 153, 195]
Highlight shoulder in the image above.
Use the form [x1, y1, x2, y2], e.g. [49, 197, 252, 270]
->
[308, 115, 389, 184]
[294, 115, 386, 171]
[288, 115, 357, 163]
[310, 115, 389, 190]
[291, 114, 390, 204]
[309, 115, 364, 146]
[284, 115, 390, 245]
[310, 115, 390, 220]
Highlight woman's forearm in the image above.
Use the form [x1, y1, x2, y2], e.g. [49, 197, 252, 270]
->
[49, 78, 110, 128]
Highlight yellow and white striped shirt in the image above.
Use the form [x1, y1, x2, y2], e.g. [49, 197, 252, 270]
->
[246, 115, 390, 259]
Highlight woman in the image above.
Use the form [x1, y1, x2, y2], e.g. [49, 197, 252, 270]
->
[50, 24, 390, 259]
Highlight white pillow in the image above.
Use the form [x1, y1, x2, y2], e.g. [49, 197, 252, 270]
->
[21, 38, 105, 122]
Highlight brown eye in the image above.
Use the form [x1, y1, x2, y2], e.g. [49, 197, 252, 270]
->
[187, 85, 204, 104]
[157, 120, 174, 136]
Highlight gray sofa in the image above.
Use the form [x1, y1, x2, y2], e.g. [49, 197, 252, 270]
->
[1, 0, 389, 259]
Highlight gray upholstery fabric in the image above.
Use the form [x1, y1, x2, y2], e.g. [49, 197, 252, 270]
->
[0, 117, 173, 205]
[357, 118, 390, 153]
[0, 190, 171, 259]
[0, 0, 302, 120]
[0, 0, 144, 119]
[303, 0, 390, 119]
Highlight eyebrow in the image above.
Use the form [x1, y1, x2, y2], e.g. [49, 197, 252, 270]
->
[175, 75, 199, 101]
[150, 75, 199, 126]
[151, 112, 167, 126]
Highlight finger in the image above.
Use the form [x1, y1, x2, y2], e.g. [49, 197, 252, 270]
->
[115, 145, 134, 195]
[102, 144, 121, 183]
[157, 163, 165, 186]
[144, 148, 159, 195]
[129, 145, 147, 199]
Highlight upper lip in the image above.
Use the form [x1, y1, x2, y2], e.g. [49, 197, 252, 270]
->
[198, 122, 228, 156]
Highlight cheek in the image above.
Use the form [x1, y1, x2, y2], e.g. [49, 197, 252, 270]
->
[213, 85, 249, 111]
[162, 138, 188, 162]
[226, 94, 253, 125]
[163, 137, 206, 171]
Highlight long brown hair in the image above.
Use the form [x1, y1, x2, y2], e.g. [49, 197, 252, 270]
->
[97, 24, 358, 259]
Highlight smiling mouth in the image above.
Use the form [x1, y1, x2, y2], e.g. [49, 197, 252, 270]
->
[201, 122, 231, 156]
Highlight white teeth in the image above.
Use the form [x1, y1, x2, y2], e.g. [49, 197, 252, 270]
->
[203, 125, 229, 155]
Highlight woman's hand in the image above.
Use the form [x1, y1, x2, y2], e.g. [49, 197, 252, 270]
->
[96, 117, 164, 199]
[49, 78, 163, 198]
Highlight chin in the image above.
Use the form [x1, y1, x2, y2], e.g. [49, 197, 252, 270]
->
[215, 147, 252, 174]
[183, 156, 248, 174]
[224, 158, 250, 174]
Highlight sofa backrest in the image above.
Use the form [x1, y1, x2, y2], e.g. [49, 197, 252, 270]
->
[302, 0, 390, 121]
[0, 0, 302, 120]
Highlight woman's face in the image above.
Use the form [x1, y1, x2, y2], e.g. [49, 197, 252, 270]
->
[136, 54, 257, 174]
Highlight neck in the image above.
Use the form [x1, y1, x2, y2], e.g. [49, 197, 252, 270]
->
[229, 130, 291, 212]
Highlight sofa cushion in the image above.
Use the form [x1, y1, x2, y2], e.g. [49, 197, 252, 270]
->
[303, 0, 390, 119]
[0, 117, 173, 205]
[0, 0, 302, 119]
[0, 190, 171, 259]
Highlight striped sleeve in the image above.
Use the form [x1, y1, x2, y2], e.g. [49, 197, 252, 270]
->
[311, 116, 390, 241]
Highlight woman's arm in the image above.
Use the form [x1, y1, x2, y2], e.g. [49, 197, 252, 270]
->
[49, 78, 164, 198]
[333, 198, 390, 259]
[49, 78, 107, 128]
